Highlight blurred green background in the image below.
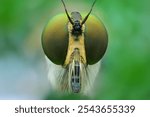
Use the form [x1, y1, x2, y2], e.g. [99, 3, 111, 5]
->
[0, 0, 150, 100]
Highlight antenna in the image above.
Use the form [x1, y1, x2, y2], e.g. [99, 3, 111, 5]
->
[81, 0, 97, 25]
[61, 0, 74, 24]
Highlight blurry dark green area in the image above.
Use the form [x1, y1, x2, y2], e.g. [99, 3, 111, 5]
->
[0, 0, 52, 55]
[0, 0, 150, 99]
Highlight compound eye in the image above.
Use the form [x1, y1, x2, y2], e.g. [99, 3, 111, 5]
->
[84, 15, 108, 65]
[42, 14, 69, 65]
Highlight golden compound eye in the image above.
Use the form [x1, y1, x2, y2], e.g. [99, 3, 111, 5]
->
[84, 15, 108, 65]
[42, 14, 69, 65]
[42, 14, 108, 65]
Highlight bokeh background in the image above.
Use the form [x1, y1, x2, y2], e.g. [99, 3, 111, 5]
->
[0, 0, 149, 99]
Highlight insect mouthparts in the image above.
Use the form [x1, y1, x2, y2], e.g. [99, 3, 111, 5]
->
[71, 59, 81, 93]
